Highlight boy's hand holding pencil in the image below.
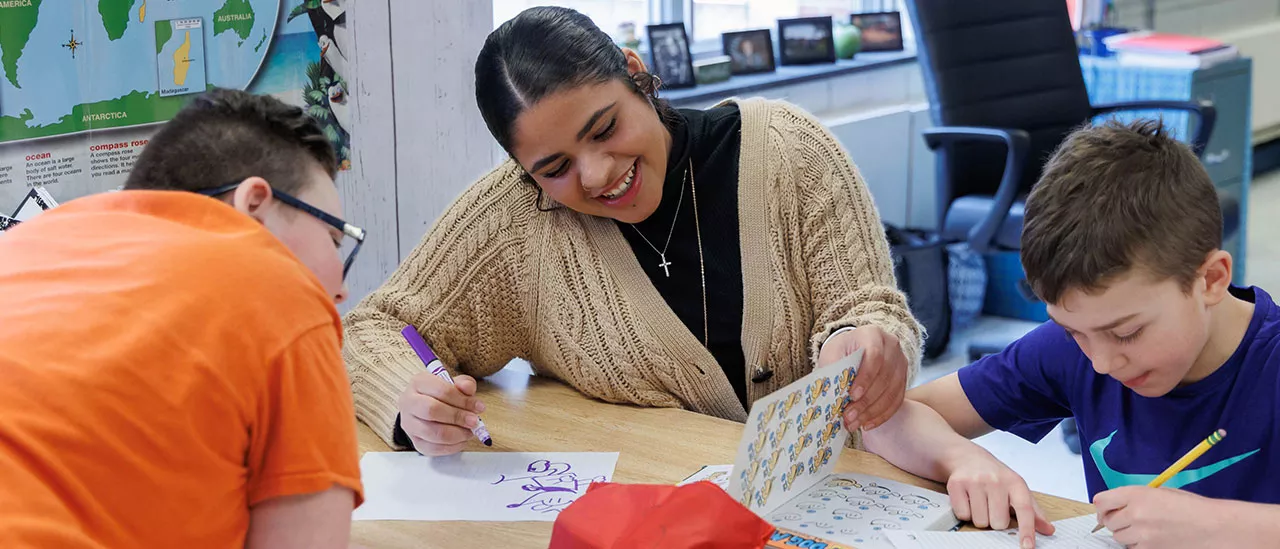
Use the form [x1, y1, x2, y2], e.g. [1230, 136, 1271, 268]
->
[1093, 484, 1227, 548]
[1093, 429, 1239, 548]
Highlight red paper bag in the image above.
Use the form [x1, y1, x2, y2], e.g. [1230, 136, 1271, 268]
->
[549, 481, 776, 548]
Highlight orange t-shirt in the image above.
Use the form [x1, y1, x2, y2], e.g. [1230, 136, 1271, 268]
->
[0, 191, 363, 548]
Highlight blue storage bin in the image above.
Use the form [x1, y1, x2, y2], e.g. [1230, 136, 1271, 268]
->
[981, 251, 1049, 322]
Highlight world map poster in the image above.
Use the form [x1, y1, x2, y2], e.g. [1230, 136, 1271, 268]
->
[0, 0, 354, 213]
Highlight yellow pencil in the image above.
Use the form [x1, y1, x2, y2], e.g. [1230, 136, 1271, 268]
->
[1092, 429, 1226, 533]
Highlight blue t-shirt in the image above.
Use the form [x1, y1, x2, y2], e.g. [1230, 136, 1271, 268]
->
[959, 286, 1280, 502]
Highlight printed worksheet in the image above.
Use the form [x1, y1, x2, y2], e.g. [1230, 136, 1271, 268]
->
[762, 472, 958, 549]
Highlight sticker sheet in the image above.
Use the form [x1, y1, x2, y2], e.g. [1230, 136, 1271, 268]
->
[763, 473, 959, 549]
[729, 350, 862, 515]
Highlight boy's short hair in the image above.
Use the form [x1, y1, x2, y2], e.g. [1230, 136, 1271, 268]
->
[124, 88, 337, 195]
[1022, 118, 1222, 304]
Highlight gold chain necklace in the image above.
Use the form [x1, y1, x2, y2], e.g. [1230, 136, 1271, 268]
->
[689, 158, 708, 347]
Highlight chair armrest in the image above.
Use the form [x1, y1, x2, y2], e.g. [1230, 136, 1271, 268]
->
[921, 126, 1031, 253]
[1091, 100, 1217, 157]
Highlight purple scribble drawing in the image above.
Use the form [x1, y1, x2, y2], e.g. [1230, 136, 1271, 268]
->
[492, 459, 606, 514]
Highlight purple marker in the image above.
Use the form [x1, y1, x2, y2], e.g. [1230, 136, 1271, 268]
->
[400, 325, 493, 447]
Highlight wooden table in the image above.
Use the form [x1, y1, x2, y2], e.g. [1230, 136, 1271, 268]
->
[352, 367, 1093, 548]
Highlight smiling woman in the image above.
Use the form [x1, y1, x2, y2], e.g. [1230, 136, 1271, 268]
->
[342, 6, 924, 458]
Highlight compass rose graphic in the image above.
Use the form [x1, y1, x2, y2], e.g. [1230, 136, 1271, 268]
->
[62, 30, 84, 59]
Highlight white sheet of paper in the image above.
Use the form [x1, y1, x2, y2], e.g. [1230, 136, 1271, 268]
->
[678, 464, 733, 491]
[729, 350, 862, 515]
[352, 451, 619, 522]
[765, 472, 958, 549]
[884, 515, 1122, 549]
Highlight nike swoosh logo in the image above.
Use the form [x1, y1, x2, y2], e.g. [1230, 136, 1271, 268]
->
[1090, 430, 1260, 490]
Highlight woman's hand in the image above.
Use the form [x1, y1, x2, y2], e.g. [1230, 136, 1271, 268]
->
[396, 372, 485, 456]
[821, 326, 909, 432]
[944, 446, 1055, 548]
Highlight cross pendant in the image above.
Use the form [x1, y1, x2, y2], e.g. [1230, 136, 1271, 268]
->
[658, 255, 672, 277]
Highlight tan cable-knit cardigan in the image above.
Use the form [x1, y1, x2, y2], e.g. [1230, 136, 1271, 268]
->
[344, 98, 923, 448]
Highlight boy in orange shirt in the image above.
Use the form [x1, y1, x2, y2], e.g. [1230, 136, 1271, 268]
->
[0, 89, 365, 548]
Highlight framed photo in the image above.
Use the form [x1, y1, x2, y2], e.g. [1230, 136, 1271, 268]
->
[646, 23, 696, 89]
[777, 16, 836, 66]
[850, 11, 905, 52]
[722, 29, 776, 75]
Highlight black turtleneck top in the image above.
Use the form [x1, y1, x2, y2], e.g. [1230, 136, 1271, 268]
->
[616, 105, 747, 407]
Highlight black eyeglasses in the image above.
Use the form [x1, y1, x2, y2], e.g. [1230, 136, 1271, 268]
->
[199, 183, 366, 280]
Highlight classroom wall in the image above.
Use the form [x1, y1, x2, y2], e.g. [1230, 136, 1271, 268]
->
[340, 0, 497, 310]
[388, 1, 498, 257]
[339, 0, 396, 313]
[1111, 0, 1280, 35]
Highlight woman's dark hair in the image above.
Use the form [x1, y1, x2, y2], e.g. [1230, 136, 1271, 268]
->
[475, 6, 680, 155]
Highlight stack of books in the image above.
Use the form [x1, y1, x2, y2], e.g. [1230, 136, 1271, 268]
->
[1103, 31, 1240, 69]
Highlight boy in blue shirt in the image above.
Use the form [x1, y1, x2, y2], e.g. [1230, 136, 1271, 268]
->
[861, 119, 1279, 549]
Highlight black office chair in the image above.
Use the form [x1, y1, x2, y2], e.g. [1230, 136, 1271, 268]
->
[903, 0, 1222, 361]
